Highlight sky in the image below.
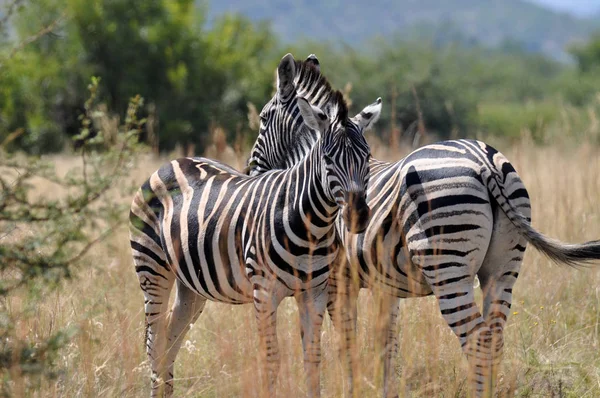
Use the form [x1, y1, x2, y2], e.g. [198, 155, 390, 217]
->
[528, 0, 600, 17]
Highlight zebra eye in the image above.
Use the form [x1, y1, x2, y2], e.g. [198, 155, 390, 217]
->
[261, 108, 276, 123]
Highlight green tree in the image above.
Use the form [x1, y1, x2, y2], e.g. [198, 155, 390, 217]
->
[0, 0, 88, 153]
[571, 32, 600, 74]
[2, 1, 278, 154]
[70, 0, 225, 153]
[310, 41, 478, 141]
[205, 14, 278, 141]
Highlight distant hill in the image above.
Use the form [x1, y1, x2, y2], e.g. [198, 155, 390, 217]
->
[527, 0, 600, 17]
[205, 0, 600, 61]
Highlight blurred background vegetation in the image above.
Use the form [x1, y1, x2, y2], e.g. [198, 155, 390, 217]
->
[2, 0, 600, 156]
[3, 1, 600, 395]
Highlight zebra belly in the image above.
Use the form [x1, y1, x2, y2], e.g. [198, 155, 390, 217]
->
[347, 229, 433, 298]
[171, 258, 254, 305]
[163, 231, 254, 304]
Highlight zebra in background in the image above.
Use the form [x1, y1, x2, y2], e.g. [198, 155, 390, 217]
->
[244, 55, 600, 397]
[129, 53, 382, 397]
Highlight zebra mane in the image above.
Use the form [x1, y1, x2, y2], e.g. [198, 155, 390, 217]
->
[293, 59, 348, 128]
[327, 90, 349, 128]
[243, 56, 352, 174]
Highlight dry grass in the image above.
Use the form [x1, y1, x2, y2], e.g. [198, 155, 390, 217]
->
[8, 140, 600, 397]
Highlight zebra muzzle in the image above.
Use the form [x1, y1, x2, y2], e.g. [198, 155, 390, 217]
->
[343, 192, 371, 234]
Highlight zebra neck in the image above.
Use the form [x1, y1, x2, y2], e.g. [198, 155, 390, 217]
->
[295, 70, 334, 112]
[283, 131, 320, 169]
[285, 73, 337, 167]
[290, 144, 338, 232]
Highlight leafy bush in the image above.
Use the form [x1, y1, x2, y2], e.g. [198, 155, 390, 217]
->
[0, 78, 144, 393]
[477, 101, 560, 142]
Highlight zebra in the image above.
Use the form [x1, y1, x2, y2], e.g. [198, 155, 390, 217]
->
[244, 54, 600, 397]
[129, 53, 382, 397]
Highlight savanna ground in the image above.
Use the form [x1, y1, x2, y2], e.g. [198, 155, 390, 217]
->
[8, 137, 600, 397]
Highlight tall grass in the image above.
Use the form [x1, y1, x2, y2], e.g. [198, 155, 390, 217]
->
[7, 138, 600, 397]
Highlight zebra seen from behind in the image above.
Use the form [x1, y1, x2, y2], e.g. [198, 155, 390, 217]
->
[129, 53, 382, 397]
[245, 54, 600, 397]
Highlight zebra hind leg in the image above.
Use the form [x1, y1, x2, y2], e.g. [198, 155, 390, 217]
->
[410, 245, 494, 397]
[477, 210, 527, 396]
[296, 282, 329, 398]
[425, 276, 493, 397]
[135, 260, 175, 398]
[162, 280, 207, 397]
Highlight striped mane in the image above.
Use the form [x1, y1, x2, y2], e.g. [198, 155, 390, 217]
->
[293, 60, 348, 128]
[244, 55, 353, 174]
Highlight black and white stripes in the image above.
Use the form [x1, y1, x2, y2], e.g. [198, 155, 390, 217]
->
[129, 53, 381, 397]
[245, 54, 600, 397]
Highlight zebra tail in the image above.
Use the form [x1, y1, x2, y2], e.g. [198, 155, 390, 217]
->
[482, 167, 600, 268]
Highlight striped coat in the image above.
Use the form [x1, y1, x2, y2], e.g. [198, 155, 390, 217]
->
[246, 55, 600, 397]
[130, 54, 380, 397]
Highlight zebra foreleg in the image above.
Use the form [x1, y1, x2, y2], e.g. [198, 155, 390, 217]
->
[327, 268, 359, 397]
[375, 293, 401, 398]
[253, 283, 285, 397]
[296, 282, 329, 398]
[136, 265, 175, 398]
[161, 280, 207, 397]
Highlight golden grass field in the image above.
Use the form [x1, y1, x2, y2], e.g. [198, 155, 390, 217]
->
[9, 138, 600, 397]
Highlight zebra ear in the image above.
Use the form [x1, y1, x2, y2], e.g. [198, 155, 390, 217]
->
[305, 54, 320, 73]
[352, 97, 382, 132]
[277, 53, 296, 99]
[352, 97, 381, 131]
[297, 97, 329, 133]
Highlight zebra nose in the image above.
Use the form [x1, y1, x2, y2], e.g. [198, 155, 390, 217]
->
[343, 192, 371, 234]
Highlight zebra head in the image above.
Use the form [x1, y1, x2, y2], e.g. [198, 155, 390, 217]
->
[245, 53, 382, 232]
[245, 53, 334, 176]
[297, 94, 381, 233]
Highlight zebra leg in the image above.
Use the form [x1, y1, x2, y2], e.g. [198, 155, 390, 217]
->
[296, 282, 329, 398]
[136, 263, 175, 398]
[477, 212, 527, 396]
[161, 280, 207, 397]
[423, 276, 492, 397]
[253, 284, 285, 397]
[376, 293, 401, 398]
[327, 267, 359, 397]
[409, 242, 493, 397]
[476, 267, 521, 397]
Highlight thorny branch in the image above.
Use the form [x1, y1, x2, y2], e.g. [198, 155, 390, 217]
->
[0, 1, 144, 383]
[0, 79, 144, 294]
[0, 11, 66, 69]
[65, 221, 122, 265]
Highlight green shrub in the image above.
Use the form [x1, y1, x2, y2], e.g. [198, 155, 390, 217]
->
[0, 79, 144, 393]
[477, 101, 560, 142]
